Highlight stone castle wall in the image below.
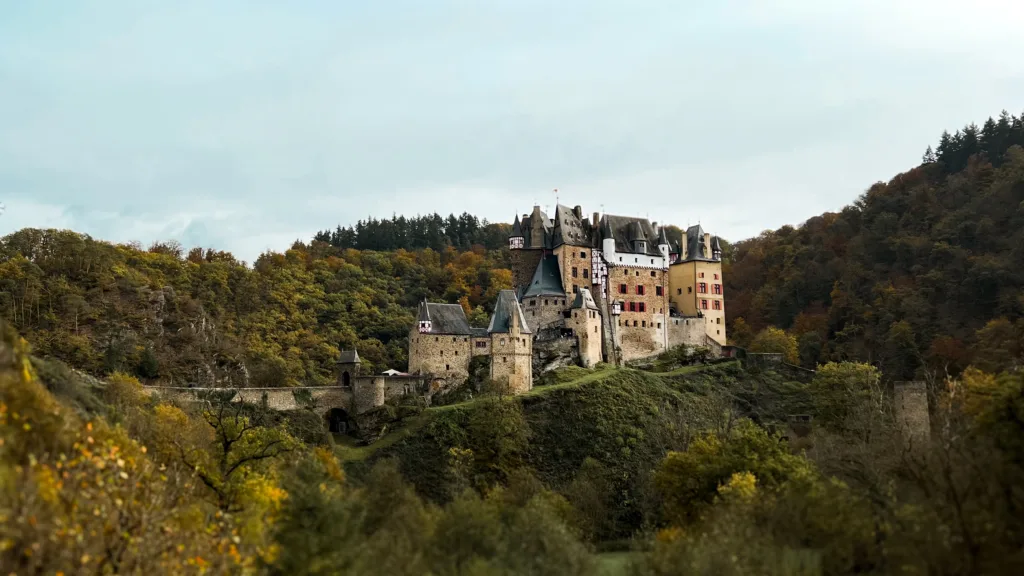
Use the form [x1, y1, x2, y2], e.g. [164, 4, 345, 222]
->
[567, 308, 602, 367]
[554, 244, 595, 297]
[521, 298, 568, 332]
[666, 317, 708, 348]
[490, 332, 532, 393]
[894, 381, 930, 449]
[407, 328, 473, 382]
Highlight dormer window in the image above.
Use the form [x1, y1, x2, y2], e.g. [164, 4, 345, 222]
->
[418, 321, 431, 333]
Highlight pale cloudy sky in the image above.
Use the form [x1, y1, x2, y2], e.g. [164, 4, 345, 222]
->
[2, 1, 1023, 263]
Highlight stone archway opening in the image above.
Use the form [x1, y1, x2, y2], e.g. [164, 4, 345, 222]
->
[342, 371, 351, 387]
[326, 407, 352, 434]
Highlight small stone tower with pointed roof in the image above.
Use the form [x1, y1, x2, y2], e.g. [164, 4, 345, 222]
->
[488, 290, 533, 393]
[568, 288, 603, 367]
[337, 349, 361, 387]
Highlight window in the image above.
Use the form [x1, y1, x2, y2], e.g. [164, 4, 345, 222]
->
[440, 350, 444, 356]
[583, 269, 589, 278]
[581, 251, 587, 258]
[713, 300, 722, 310]
[656, 286, 663, 296]
[464, 337, 468, 342]
[639, 302, 646, 313]
[446, 364, 450, 370]
[714, 273, 719, 279]
[619, 257, 622, 262]
[642, 321, 646, 327]
[633, 320, 638, 327]
[544, 299, 549, 305]
[594, 326, 598, 332]
[619, 284, 627, 294]
[636, 285, 645, 295]
[651, 271, 656, 277]
[699, 272, 705, 278]
[435, 337, 439, 341]
[713, 284, 722, 295]
[698, 282, 707, 293]
[572, 266, 578, 278]
[635, 271, 640, 277]
[659, 308, 663, 314]
[677, 288, 682, 295]
[503, 357, 507, 363]
[530, 299, 536, 306]
[476, 341, 487, 348]
[501, 338, 506, 345]
[701, 299, 709, 310]
[716, 317, 722, 324]
[573, 285, 579, 293]
[650, 259, 654, 265]
[657, 322, 662, 328]
[629, 302, 636, 312]
[687, 287, 692, 294]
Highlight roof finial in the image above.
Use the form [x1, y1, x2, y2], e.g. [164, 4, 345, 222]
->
[553, 188, 559, 207]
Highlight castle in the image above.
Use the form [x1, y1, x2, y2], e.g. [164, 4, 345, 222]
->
[407, 204, 727, 393]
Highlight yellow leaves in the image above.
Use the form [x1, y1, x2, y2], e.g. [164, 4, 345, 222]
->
[314, 446, 344, 483]
[657, 526, 684, 543]
[717, 471, 758, 504]
[34, 465, 60, 504]
[958, 367, 999, 418]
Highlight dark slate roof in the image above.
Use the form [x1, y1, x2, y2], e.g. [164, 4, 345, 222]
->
[598, 215, 663, 256]
[522, 254, 566, 298]
[711, 235, 721, 252]
[416, 301, 430, 323]
[657, 226, 670, 246]
[338, 349, 360, 363]
[488, 290, 532, 334]
[570, 288, 600, 311]
[419, 302, 474, 335]
[552, 204, 592, 247]
[470, 327, 488, 337]
[510, 215, 523, 238]
[680, 224, 715, 262]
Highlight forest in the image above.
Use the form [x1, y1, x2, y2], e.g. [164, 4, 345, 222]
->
[728, 110, 1024, 379]
[3, 112, 1024, 574]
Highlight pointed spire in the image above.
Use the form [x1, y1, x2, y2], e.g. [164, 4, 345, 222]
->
[511, 214, 523, 238]
[657, 226, 669, 246]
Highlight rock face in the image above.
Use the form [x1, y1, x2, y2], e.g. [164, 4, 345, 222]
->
[532, 331, 580, 378]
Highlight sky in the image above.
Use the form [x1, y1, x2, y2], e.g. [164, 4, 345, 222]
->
[2, 1, 1023, 263]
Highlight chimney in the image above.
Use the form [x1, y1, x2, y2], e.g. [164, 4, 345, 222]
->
[573, 205, 583, 219]
[592, 212, 600, 227]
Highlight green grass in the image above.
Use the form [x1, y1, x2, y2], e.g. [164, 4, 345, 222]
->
[595, 551, 642, 576]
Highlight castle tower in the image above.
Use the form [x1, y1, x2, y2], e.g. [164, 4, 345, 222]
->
[569, 288, 603, 367]
[657, 226, 671, 261]
[488, 290, 533, 394]
[337, 349, 361, 387]
[509, 215, 525, 250]
[668, 225, 727, 346]
[894, 381, 930, 451]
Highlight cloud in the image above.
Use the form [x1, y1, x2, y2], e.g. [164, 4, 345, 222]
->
[1, 1, 1023, 262]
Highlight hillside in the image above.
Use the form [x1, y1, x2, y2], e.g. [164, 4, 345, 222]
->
[0, 217, 511, 387]
[727, 111, 1024, 378]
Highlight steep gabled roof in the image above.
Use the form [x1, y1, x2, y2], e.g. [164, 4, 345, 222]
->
[510, 215, 524, 238]
[338, 349, 360, 364]
[418, 303, 474, 335]
[552, 204, 591, 247]
[680, 224, 714, 262]
[657, 226, 670, 246]
[488, 290, 532, 334]
[570, 288, 600, 311]
[598, 215, 662, 256]
[522, 254, 566, 298]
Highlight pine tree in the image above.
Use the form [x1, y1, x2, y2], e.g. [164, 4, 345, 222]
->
[922, 145, 937, 164]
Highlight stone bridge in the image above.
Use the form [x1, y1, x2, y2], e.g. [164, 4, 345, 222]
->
[142, 374, 441, 432]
